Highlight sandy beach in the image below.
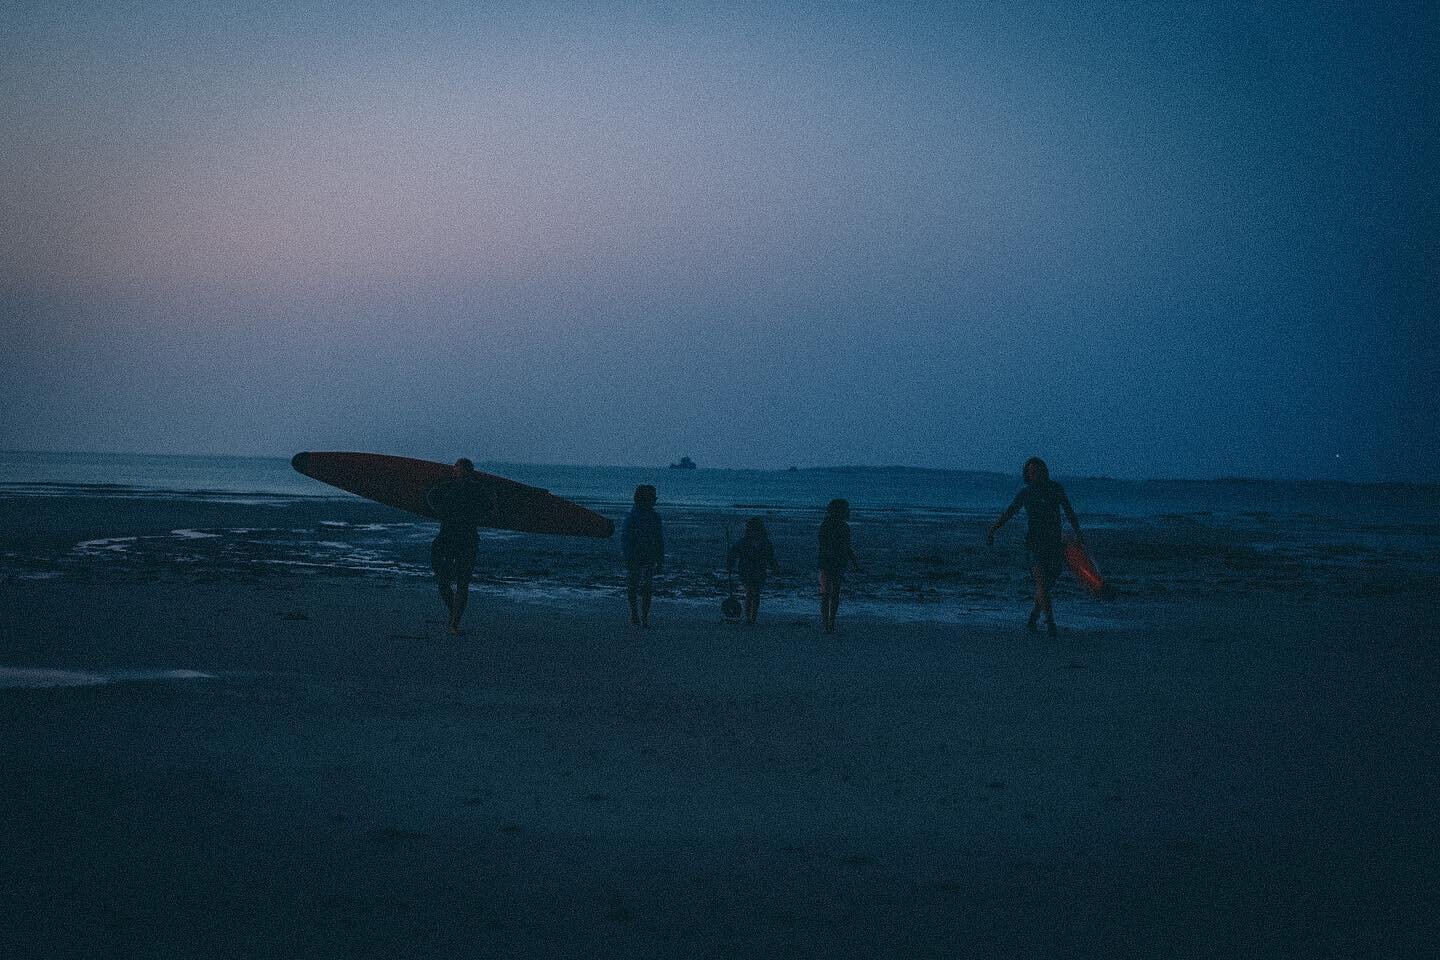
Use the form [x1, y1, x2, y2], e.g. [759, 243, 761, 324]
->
[3, 494, 1437, 959]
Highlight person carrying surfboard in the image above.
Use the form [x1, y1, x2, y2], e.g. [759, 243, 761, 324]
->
[425, 458, 495, 637]
[727, 517, 782, 625]
[818, 498, 860, 634]
[986, 457, 1083, 638]
[621, 484, 665, 627]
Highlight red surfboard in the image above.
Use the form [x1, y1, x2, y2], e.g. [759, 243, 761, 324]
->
[291, 452, 613, 539]
[1064, 540, 1112, 597]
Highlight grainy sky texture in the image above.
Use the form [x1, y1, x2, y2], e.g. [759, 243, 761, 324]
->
[3, 1, 1435, 479]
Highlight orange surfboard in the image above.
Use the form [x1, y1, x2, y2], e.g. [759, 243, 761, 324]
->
[291, 452, 613, 538]
[1064, 540, 1112, 597]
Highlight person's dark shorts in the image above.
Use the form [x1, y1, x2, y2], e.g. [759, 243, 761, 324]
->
[432, 534, 478, 582]
[1026, 539, 1064, 583]
[626, 562, 657, 593]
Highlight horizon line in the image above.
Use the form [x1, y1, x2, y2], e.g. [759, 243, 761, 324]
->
[1, 446, 1434, 489]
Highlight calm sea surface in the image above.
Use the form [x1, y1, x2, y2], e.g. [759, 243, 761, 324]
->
[3, 450, 1434, 524]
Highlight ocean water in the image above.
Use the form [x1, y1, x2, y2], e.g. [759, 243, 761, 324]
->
[2, 450, 1437, 623]
[3, 449, 1435, 521]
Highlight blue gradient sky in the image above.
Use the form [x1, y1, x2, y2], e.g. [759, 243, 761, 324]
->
[3, 1, 1435, 479]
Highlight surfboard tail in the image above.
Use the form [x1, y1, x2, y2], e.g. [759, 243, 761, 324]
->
[1064, 541, 1113, 598]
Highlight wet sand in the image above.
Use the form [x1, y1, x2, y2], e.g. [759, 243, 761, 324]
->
[2, 571, 1437, 958]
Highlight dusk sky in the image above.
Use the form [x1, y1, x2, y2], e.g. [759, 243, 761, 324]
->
[2, 0, 1435, 480]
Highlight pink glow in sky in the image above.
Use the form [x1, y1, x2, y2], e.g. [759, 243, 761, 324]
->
[3, 1, 1435, 479]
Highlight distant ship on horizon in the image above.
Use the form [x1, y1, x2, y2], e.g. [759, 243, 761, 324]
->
[668, 456, 697, 470]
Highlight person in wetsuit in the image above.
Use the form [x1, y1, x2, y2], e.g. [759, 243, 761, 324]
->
[818, 498, 860, 634]
[727, 517, 781, 625]
[425, 458, 495, 636]
[987, 457, 1083, 638]
[621, 484, 664, 627]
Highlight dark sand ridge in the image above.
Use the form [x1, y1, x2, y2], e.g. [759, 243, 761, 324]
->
[2, 572, 1437, 959]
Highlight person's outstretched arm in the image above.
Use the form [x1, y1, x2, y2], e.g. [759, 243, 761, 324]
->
[1061, 488, 1083, 544]
[987, 490, 1025, 545]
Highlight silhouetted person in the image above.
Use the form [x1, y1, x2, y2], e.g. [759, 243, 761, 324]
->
[425, 458, 494, 636]
[727, 517, 781, 625]
[622, 484, 664, 627]
[818, 498, 859, 633]
[987, 457, 1083, 638]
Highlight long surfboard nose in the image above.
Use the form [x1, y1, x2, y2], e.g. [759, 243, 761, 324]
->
[289, 450, 613, 538]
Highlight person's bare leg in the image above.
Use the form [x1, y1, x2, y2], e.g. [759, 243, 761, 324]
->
[449, 574, 470, 636]
[828, 586, 842, 632]
[745, 585, 759, 624]
[1037, 568, 1056, 637]
[627, 586, 640, 625]
[640, 586, 652, 627]
[449, 587, 466, 639]
[1028, 565, 1045, 631]
[434, 559, 455, 625]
